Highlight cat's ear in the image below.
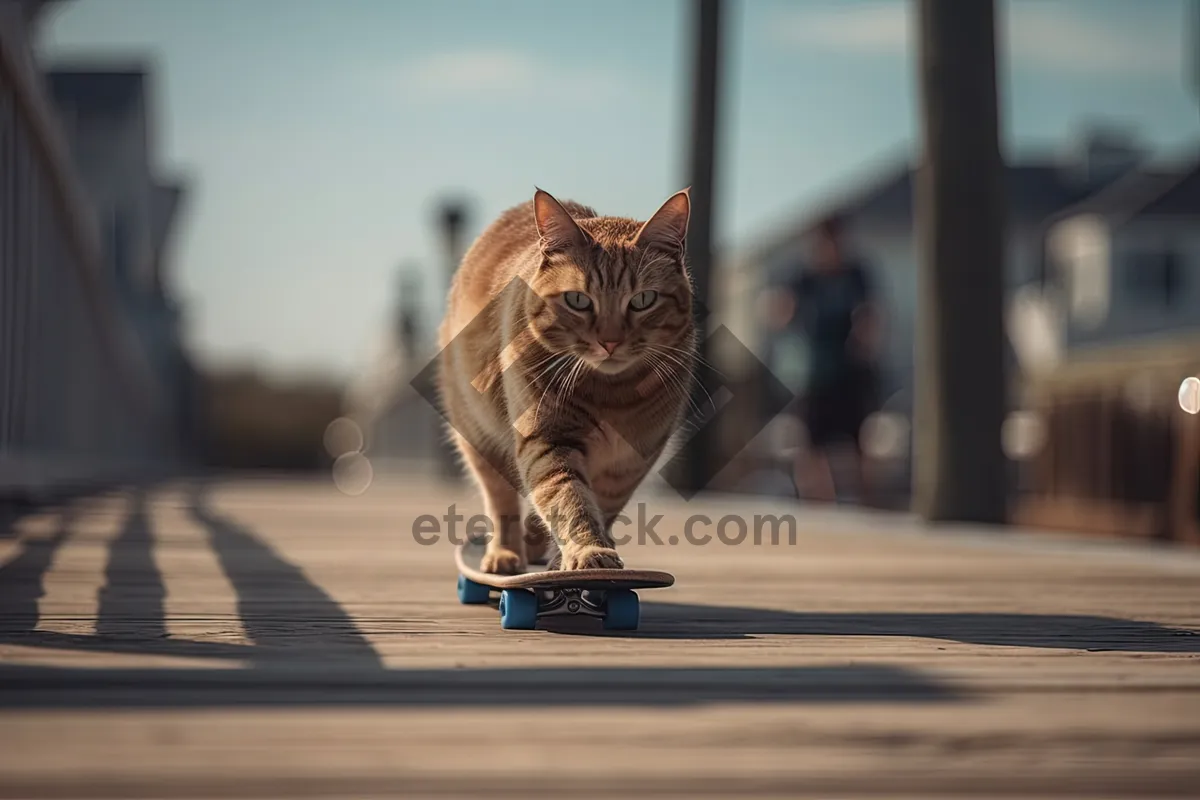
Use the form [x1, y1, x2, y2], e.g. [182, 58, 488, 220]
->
[634, 189, 690, 254]
[533, 188, 589, 253]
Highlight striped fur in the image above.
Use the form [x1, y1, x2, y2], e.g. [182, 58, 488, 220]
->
[436, 189, 696, 573]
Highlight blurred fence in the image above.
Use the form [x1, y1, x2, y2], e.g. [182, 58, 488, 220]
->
[1014, 339, 1200, 546]
[0, 5, 180, 500]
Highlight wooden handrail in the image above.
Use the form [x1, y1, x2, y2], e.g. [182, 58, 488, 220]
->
[0, 3, 165, 423]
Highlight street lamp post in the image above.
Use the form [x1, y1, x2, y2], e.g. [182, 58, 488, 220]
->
[434, 199, 470, 479]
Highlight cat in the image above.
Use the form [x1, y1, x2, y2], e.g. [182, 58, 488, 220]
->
[435, 188, 696, 574]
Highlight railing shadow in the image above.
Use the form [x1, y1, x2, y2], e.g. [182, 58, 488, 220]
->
[0, 506, 73, 633]
[0, 491, 253, 661]
[185, 487, 383, 669]
[1, 484, 385, 668]
[96, 491, 165, 639]
[0, 662, 962, 709]
[542, 602, 1200, 652]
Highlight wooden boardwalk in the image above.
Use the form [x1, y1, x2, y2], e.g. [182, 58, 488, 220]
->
[1, 473, 1198, 798]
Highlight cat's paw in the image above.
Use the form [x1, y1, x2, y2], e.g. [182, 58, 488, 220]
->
[481, 548, 525, 574]
[523, 514, 551, 564]
[558, 545, 623, 571]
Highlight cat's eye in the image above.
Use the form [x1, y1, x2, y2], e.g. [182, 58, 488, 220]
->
[629, 290, 658, 311]
[563, 291, 593, 311]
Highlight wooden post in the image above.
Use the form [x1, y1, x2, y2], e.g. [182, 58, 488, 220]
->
[912, 0, 1009, 524]
[681, 0, 723, 496]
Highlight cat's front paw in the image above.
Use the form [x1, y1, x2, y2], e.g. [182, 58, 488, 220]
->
[481, 547, 525, 574]
[523, 513, 551, 565]
[558, 545, 623, 571]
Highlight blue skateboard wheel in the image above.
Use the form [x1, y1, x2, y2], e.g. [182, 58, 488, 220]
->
[499, 588, 538, 630]
[603, 589, 639, 631]
[457, 574, 491, 605]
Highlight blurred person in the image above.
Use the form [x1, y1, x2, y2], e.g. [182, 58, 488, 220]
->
[772, 214, 883, 504]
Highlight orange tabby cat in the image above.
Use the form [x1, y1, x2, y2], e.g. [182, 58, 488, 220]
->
[436, 188, 696, 573]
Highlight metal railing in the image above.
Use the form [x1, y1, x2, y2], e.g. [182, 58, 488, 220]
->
[0, 3, 179, 499]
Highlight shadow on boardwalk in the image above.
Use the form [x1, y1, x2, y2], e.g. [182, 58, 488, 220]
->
[0, 482, 1196, 711]
[556, 603, 1200, 652]
[0, 662, 962, 709]
[188, 493, 383, 668]
[0, 485, 382, 671]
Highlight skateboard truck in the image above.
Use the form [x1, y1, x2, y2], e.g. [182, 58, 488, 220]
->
[537, 587, 607, 620]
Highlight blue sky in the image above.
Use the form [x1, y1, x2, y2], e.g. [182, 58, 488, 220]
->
[37, 0, 1199, 381]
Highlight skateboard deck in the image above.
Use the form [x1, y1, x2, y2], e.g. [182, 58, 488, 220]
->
[454, 539, 673, 631]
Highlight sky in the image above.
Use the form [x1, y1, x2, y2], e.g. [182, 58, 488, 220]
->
[36, 0, 1200, 382]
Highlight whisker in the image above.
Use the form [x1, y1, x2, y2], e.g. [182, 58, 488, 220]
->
[644, 351, 704, 420]
[529, 352, 567, 385]
[547, 357, 583, 423]
[534, 356, 572, 425]
[654, 342, 726, 379]
[650, 347, 710, 407]
[646, 346, 717, 414]
[563, 358, 589, 408]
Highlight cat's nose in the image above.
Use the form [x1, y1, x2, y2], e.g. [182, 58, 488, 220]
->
[601, 341, 622, 355]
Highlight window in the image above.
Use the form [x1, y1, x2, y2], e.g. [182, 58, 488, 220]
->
[1048, 216, 1110, 330]
[1124, 249, 1184, 308]
[109, 208, 127, 279]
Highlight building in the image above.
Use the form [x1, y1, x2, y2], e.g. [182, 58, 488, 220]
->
[1, 1, 197, 497]
[1041, 150, 1200, 353]
[744, 129, 1154, 400]
[720, 127, 1200, 500]
[41, 63, 198, 456]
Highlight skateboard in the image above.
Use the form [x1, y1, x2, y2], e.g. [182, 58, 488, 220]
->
[454, 539, 674, 631]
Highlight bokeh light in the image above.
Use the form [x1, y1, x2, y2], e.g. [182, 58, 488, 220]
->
[324, 417, 364, 458]
[1002, 410, 1047, 461]
[860, 412, 910, 461]
[1179, 376, 1200, 415]
[332, 452, 374, 496]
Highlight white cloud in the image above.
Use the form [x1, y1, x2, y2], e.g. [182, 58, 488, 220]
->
[769, 2, 910, 56]
[1006, 5, 1180, 76]
[402, 50, 542, 95]
[767, 1, 1182, 77]
[377, 48, 632, 104]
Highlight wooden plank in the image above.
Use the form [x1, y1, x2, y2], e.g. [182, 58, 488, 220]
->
[1011, 495, 1166, 541]
[0, 476, 1197, 797]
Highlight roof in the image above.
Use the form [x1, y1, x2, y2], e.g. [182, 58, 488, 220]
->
[1140, 165, 1200, 217]
[43, 67, 147, 117]
[22, 0, 68, 25]
[1045, 154, 1200, 228]
[847, 162, 1094, 223]
[152, 182, 185, 232]
[748, 155, 1121, 268]
[149, 180, 189, 291]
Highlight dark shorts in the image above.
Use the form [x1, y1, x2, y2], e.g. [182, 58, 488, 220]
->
[801, 363, 879, 450]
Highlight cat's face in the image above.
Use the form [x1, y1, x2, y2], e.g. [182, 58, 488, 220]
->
[525, 190, 694, 376]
